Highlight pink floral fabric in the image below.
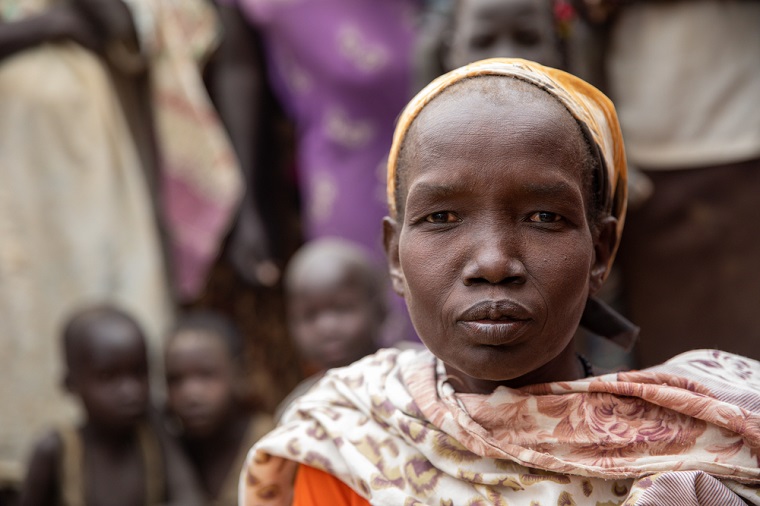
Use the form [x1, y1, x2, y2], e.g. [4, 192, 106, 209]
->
[241, 349, 760, 505]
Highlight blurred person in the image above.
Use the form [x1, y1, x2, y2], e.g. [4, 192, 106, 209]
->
[164, 311, 273, 506]
[577, 0, 760, 366]
[443, 0, 566, 67]
[274, 237, 387, 420]
[19, 305, 203, 506]
[208, 0, 421, 345]
[0, 0, 242, 487]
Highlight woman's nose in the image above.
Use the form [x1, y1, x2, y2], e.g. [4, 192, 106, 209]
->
[462, 229, 527, 286]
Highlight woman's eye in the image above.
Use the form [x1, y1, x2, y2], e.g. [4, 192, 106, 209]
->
[529, 211, 562, 223]
[425, 211, 458, 224]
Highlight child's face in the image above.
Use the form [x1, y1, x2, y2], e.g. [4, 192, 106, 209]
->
[165, 330, 236, 438]
[445, 0, 560, 71]
[386, 81, 612, 392]
[69, 321, 149, 431]
[288, 265, 381, 371]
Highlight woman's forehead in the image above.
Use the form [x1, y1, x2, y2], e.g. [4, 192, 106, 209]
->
[403, 78, 585, 168]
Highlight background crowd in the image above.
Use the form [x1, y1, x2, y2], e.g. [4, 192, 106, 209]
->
[0, 0, 758, 504]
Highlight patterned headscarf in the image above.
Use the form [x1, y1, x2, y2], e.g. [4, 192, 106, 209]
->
[387, 58, 628, 273]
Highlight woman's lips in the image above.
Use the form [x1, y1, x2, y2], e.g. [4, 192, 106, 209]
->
[457, 300, 532, 345]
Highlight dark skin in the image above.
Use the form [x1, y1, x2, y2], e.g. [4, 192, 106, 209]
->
[20, 312, 203, 506]
[444, 0, 561, 71]
[0, 5, 98, 60]
[165, 329, 260, 500]
[383, 78, 617, 394]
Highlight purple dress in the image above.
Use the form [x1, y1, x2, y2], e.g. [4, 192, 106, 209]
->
[227, 0, 419, 261]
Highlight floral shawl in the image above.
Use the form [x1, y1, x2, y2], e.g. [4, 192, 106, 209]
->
[241, 348, 760, 505]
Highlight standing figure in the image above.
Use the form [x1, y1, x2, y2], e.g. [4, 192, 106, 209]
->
[165, 311, 273, 506]
[19, 305, 203, 506]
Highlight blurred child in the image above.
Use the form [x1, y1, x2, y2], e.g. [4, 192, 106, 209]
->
[275, 238, 388, 419]
[443, 0, 565, 72]
[415, 0, 569, 90]
[164, 311, 273, 506]
[19, 305, 202, 506]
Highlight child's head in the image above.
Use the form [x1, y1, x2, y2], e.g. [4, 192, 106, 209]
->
[284, 238, 386, 371]
[443, 0, 564, 72]
[62, 305, 149, 432]
[165, 311, 245, 438]
[384, 59, 627, 393]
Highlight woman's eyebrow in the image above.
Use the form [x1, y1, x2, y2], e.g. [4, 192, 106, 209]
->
[522, 181, 580, 199]
[407, 181, 461, 200]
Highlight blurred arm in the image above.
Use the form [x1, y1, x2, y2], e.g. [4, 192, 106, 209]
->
[207, 4, 281, 286]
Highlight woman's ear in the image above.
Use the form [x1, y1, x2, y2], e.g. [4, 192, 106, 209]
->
[383, 216, 405, 297]
[589, 216, 618, 294]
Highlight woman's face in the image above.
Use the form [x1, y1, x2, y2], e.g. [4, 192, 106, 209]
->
[385, 80, 614, 393]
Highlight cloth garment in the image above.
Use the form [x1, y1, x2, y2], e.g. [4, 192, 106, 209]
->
[618, 157, 760, 366]
[57, 424, 164, 506]
[607, 0, 760, 169]
[0, 0, 240, 482]
[293, 466, 368, 506]
[241, 347, 760, 505]
[145, 0, 243, 300]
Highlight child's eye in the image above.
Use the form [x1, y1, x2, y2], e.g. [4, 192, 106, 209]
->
[514, 28, 541, 46]
[470, 34, 497, 50]
[528, 211, 562, 223]
[425, 211, 459, 224]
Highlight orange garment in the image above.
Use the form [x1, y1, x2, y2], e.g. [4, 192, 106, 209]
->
[293, 465, 369, 506]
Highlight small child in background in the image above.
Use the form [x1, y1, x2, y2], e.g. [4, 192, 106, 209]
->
[164, 311, 273, 506]
[19, 305, 202, 506]
[442, 0, 565, 72]
[415, 0, 571, 90]
[275, 238, 388, 419]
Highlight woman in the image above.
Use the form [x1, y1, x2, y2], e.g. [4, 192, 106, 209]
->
[240, 59, 760, 505]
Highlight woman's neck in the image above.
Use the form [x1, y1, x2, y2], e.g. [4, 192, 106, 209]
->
[443, 342, 586, 394]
